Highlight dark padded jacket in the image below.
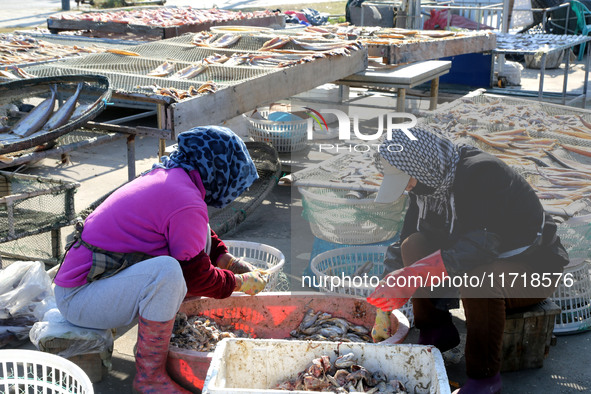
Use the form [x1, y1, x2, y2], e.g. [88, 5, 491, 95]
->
[384, 147, 569, 275]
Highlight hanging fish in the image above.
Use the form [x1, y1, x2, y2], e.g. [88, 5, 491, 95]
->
[42, 82, 83, 131]
[11, 86, 57, 137]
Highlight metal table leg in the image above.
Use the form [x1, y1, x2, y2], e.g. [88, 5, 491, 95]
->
[562, 49, 571, 106]
[127, 135, 136, 181]
[584, 41, 590, 108]
[430, 77, 440, 110]
[397, 88, 406, 112]
[538, 52, 547, 101]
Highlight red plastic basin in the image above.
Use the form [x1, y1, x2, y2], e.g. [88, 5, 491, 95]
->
[166, 291, 409, 393]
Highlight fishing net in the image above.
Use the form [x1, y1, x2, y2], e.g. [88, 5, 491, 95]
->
[299, 187, 407, 245]
[556, 200, 591, 264]
[0, 171, 78, 266]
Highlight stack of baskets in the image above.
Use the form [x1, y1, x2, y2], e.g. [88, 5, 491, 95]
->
[297, 151, 413, 325]
[244, 107, 309, 153]
[551, 210, 591, 334]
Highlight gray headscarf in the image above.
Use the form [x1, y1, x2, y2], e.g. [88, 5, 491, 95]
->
[379, 126, 467, 233]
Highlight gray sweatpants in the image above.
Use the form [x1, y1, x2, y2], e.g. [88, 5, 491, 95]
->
[54, 256, 188, 329]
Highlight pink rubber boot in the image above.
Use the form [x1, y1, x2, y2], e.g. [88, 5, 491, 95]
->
[133, 316, 190, 394]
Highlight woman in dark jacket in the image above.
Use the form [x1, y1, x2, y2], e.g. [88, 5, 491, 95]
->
[368, 126, 569, 394]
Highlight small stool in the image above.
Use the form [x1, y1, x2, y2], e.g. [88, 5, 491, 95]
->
[39, 335, 113, 383]
[500, 299, 561, 372]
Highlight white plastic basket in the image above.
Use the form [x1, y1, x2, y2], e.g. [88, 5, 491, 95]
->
[299, 187, 407, 245]
[225, 240, 286, 292]
[244, 108, 308, 153]
[551, 260, 591, 335]
[310, 245, 414, 327]
[0, 349, 93, 394]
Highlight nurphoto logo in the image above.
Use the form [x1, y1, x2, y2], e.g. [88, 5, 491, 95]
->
[304, 108, 418, 152]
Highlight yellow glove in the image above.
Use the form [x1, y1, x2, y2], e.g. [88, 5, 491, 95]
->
[236, 271, 268, 295]
[371, 308, 392, 343]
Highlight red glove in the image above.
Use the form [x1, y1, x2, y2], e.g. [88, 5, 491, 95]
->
[367, 250, 448, 311]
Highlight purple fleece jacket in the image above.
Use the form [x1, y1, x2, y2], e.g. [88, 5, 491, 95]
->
[54, 168, 235, 297]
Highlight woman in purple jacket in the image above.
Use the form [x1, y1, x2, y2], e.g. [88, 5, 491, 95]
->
[54, 126, 268, 393]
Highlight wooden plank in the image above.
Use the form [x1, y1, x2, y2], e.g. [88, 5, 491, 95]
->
[48, 15, 285, 39]
[367, 33, 496, 64]
[162, 15, 286, 39]
[47, 19, 163, 37]
[339, 60, 452, 89]
[170, 48, 368, 135]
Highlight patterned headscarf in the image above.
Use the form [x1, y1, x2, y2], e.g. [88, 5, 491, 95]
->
[153, 126, 258, 208]
[379, 126, 466, 232]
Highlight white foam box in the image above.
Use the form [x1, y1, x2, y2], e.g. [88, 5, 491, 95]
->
[203, 338, 450, 394]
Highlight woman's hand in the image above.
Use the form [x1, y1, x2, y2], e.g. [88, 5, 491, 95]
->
[235, 271, 268, 295]
[227, 256, 257, 274]
[371, 308, 392, 342]
[218, 253, 257, 274]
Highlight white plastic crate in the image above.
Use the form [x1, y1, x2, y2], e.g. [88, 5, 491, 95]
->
[224, 240, 285, 292]
[203, 338, 450, 394]
[310, 245, 414, 327]
[244, 108, 308, 153]
[551, 260, 591, 334]
[299, 187, 407, 245]
[0, 349, 93, 394]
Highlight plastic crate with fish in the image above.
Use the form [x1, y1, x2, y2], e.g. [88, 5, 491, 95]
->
[167, 292, 409, 392]
[203, 339, 449, 394]
[244, 107, 309, 153]
[310, 245, 414, 327]
[299, 186, 407, 245]
[0, 171, 78, 244]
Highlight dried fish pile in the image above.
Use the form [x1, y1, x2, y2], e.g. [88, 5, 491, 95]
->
[50, 7, 278, 27]
[192, 31, 362, 58]
[275, 352, 408, 393]
[289, 309, 372, 343]
[495, 33, 574, 51]
[170, 313, 251, 352]
[137, 81, 217, 100]
[292, 24, 492, 46]
[0, 34, 104, 67]
[421, 98, 591, 209]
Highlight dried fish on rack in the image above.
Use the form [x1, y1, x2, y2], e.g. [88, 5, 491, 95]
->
[170, 313, 251, 352]
[51, 7, 279, 28]
[147, 61, 175, 77]
[275, 352, 408, 393]
[0, 33, 106, 66]
[136, 81, 217, 100]
[289, 309, 372, 343]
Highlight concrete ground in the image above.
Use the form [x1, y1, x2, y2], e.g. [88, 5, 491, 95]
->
[1, 2, 591, 393]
